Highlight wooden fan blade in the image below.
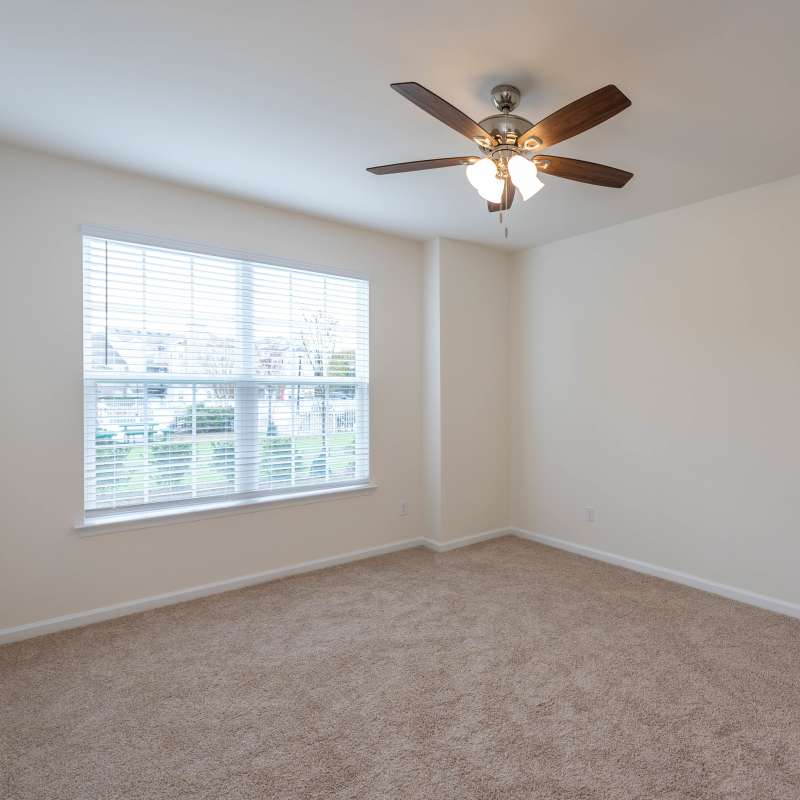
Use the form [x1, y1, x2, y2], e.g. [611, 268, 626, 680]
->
[391, 82, 496, 146]
[367, 156, 478, 175]
[534, 156, 633, 188]
[487, 179, 515, 212]
[518, 85, 631, 149]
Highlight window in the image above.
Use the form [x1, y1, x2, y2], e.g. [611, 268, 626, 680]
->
[83, 233, 369, 520]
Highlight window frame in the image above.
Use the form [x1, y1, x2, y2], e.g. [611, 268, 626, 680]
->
[80, 225, 372, 526]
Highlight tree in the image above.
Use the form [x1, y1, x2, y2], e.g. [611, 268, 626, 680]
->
[257, 338, 290, 443]
[300, 311, 339, 479]
[197, 333, 238, 399]
[300, 311, 337, 376]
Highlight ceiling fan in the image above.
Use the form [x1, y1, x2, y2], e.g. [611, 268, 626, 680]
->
[367, 82, 633, 212]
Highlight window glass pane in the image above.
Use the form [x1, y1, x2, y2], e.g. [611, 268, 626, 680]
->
[252, 266, 367, 380]
[255, 383, 363, 490]
[84, 235, 369, 515]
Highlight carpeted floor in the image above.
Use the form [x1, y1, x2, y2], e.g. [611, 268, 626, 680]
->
[2, 536, 800, 799]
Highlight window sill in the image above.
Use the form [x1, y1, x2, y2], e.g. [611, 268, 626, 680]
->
[75, 482, 379, 537]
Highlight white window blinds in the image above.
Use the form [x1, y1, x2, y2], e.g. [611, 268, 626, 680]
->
[83, 234, 369, 518]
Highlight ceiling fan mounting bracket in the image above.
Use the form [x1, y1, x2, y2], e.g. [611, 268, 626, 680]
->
[490, 84, 521, 113]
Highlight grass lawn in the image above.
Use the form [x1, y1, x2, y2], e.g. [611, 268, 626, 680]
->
[95, 432, 357, 506]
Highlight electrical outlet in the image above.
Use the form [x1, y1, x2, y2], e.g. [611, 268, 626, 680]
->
[585, 507, 595, 523]
[400, 501, 408, 516]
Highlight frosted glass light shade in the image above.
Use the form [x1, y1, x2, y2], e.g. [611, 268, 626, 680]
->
[466, 158, 504, 203]
[508, 155, 544, 201]
[478, 176, 505, 203]
[466, 157, 497, 190]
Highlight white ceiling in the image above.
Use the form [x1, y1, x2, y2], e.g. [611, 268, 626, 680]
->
[2, 1, 800, 250]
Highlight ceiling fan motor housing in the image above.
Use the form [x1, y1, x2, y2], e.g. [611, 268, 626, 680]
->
[478, 114, 533, 148]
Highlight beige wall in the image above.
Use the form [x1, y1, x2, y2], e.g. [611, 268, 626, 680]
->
[0, 143, 427, 629]
[9, 136, 795, 630]
[510, 174, 800, 605]
[431, 239, 511, 542]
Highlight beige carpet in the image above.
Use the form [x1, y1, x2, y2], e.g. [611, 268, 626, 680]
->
[2, 536, 800, 799]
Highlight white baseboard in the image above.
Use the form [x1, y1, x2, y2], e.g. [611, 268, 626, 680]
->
[1, 537, 428, 645]
[13, 524, 793, 645]
[421, 527, 512, 552]
[1, 528, 513, 645]
[511, 527, 800, 620]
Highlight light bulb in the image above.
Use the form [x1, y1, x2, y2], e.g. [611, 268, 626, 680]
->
[507, 155, 544, 201]
[466, 158, 504, 204]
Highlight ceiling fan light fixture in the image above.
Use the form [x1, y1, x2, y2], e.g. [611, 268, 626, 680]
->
[466, 157, 502, 200]
[508, 155, 544, 201]
[478, 176, 505, 204]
